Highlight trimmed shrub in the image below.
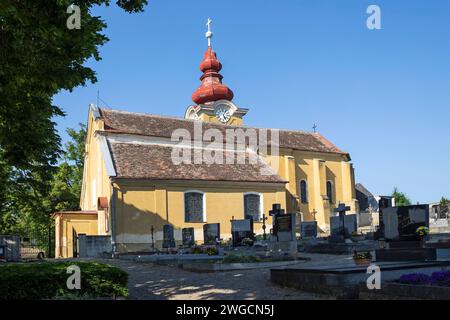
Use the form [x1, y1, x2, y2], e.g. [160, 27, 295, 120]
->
[223, 253, 261, 263]
[0, 261, 128, 300]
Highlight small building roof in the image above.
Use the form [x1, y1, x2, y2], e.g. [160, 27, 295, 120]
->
[51, 211, 98, 218]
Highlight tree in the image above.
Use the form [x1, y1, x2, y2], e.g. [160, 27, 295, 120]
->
[439, 197, 449, 218]
[391, 187, 412, 207]
[0, 0, 147, 199]
[0, 124, 86, 255]
[0, 0, 146, 245]
[46, 124, 87, 212]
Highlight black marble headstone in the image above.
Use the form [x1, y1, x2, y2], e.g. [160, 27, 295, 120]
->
[162, 224, 175, 248]
[379, 205, 429, 241]
[182, 227, 195, 247]
[203, 223, 220, 245]
[300, 221, 317, 238]
[274, 213, 296, 241]
[231, 219, 254, 246]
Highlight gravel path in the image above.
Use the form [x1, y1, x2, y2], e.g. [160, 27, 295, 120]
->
[94, 253, 352, 300]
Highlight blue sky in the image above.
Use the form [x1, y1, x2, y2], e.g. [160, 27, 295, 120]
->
[53, 0, 450, 204]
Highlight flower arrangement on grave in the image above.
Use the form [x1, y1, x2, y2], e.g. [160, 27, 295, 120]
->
[241, 237, 254, 246]
[352, 251, 372, 265]
[190, 245, 218, 255]
[415, 226, 429, 238]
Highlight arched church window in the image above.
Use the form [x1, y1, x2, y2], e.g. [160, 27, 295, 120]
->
[184, 191, 205, 222]
[300, 180, 308, 203]
[327, 181, 334, 204]
[244, 193, 261, 221]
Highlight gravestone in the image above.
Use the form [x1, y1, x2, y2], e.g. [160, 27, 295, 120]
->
[203, 223, 220, 245]
[162, 224, 175, 249]
[301, 221, 318, 238]
[182, 227, 195, 247]
[379, 205, 429, 241]
[269, 203, 285, 218]
[231, 218, 254, 246]
[275, 213, 296, 241]
[267, 205, 297, 258]
[375, 205, 432, 262]
[330, 214, 357, 237]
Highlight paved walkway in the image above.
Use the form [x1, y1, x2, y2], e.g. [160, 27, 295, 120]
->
[94, 253, 352, 300]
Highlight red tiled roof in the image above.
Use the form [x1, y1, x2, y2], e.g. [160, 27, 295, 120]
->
[108, 141, 286, 183]
[51, 211, 98, 218]
[99, 108, 349, 157]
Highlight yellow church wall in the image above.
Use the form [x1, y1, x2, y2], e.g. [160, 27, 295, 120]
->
[54, 213, 98, 258]
[262, 148, 357, 232]
[79, 108, 112, 235]
[112, 180, 286, 252]
[198, 113, 243, 126]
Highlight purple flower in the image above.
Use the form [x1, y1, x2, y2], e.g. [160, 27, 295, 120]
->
[399, 273, 432, 285]
[399, 271, 450, 287]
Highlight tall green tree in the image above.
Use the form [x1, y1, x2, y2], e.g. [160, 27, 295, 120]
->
[0, 0, 147, 168]
[46, 124, 86, 212]
[0, 124, 86, 253]
[0, 0, 146, 237]
[392, 187, 412, 207]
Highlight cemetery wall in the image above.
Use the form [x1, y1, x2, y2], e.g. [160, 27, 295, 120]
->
[78, 234, 112, 258]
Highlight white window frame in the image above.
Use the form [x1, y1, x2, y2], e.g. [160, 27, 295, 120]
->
[184, 190, 207, 223]
[243, 192, 264, 222]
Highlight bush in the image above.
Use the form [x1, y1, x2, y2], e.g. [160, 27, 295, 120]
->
[0, 261, 128, 300]
[190, 245, 218, 255]
[223, 253, 261, 263]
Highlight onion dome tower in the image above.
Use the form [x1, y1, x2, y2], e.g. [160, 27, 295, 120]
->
[185, 18, 248, 125]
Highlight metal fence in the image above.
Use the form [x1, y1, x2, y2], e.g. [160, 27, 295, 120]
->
[20, 225, 55, 259]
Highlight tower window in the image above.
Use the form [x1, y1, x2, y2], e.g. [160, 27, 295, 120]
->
[300, 180, 308, 203]
[184, 191, 205, 222]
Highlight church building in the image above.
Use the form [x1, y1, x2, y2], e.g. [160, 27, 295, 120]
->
[53, 20, 357, 258]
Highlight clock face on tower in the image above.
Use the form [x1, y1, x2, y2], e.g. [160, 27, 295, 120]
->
[215, 104, 231, 123]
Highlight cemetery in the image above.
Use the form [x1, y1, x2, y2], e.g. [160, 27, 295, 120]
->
[116, 199, 450, 299]
[3, 200, 450, 300]
[105, 199, 450, 299]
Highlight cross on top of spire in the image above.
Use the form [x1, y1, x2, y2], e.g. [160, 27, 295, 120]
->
[206, 18, 213, 47]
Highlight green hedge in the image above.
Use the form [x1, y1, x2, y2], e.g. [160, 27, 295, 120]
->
[223, 253, 261, 263]
[0, 262, 128, 300]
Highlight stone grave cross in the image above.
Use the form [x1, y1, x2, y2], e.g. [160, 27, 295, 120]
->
[334, 203, 351, 237]
[261, 213, 268, 240]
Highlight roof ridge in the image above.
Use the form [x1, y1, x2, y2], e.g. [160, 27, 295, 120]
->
[100, 107, 319, 135]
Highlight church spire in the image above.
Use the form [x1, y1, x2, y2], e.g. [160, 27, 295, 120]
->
[192, 18, 234, 105]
